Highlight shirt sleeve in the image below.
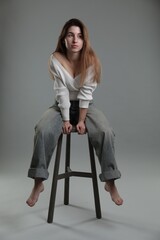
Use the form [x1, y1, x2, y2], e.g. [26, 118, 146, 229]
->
[77, 66, 97, 108]
[49, 55, 70, 121]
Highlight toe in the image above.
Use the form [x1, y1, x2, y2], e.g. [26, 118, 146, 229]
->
[26, 198, 36, 207]
[115, 198, 123, 206]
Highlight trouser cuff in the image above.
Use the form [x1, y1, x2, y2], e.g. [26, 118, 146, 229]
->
[99, 169, 121, 182]
[28, 168, 49, 180]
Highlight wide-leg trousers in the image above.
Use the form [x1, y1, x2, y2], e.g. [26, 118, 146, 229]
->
[28, 102, 121, 182]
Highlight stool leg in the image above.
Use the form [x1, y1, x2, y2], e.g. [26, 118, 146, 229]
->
[64, 134, 71, 205]
[47, 133, 63, 223]
[88, 136, 102, 219]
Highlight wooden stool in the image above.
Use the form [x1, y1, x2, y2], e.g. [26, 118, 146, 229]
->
[47, 128, 102, 223]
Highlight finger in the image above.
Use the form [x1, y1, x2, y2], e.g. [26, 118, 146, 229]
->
[63, 127, 68, 134]
[82, 128, 86, 135]
[62, 127, 65, 134]
[67, 129, 71, 134]
[79, 129, 84, 135]
[69, 125, 73, 132]
[63, 129, 67, 134]
[66, 127, 69, 133]
[67, 126, 72, 134]
[67, 126, 72, 133]
[77, 129, 81, 135]
[76, 126, 80, 133]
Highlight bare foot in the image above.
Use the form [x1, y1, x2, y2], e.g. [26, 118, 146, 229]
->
[26, 179, 44, 207]
[105, 181, 123, 206]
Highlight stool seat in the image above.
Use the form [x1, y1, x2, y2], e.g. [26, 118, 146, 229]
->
[47, 129, 102, 223]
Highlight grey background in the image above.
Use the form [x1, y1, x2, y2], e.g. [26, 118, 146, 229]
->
[1, 0, 160, 169]
[0, 1, 160, 240]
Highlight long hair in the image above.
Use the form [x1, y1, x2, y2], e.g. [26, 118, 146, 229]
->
[52, 18, 101, 85]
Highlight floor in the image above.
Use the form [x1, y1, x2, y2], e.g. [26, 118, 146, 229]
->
[0, 150, 160, 240]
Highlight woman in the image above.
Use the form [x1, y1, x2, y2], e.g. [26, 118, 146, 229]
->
[26, 18, 123, 207]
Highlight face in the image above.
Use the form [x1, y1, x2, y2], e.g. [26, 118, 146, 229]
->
[64, 26, 83, 53]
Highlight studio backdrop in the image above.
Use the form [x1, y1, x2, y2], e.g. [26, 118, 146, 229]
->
[0, 0, 160, 173]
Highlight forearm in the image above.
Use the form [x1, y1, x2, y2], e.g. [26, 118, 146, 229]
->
[79, 108, 88, 122]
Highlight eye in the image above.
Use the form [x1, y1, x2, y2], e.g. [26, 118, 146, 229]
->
[78, 34, 83, 39]
[67, 33, 73, 38]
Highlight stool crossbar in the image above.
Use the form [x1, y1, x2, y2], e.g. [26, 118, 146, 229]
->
[47, 129, 102, 223]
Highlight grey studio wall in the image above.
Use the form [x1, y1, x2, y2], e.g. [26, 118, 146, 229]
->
[0, 0, 160, 174]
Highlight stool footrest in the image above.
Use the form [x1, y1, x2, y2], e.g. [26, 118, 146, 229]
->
[58, 170, 93, 180]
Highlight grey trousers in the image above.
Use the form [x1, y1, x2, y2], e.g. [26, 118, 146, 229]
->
[28, 102, 121, 182]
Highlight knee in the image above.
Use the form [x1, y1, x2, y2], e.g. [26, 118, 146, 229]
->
[97, 126, 115, 140]
[35, 121, 53, 138]
[105, 127, 115, 140]
[89, 127, 115, 148]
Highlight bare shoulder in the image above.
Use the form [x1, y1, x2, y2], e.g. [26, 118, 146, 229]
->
[52, 52, 62, 59]
[52, 52, 67, 65]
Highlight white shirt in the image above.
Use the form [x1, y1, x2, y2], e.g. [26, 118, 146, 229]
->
[49, 54, 97, 121]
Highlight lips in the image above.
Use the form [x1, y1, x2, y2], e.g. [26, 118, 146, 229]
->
[71, 45, 78, 48]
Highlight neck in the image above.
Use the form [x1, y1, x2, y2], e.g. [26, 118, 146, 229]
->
[66, 52, 80, 64]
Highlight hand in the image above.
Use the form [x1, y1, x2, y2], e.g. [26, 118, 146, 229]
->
[76, 120, 86, 135]
[62, 121, 72, 134]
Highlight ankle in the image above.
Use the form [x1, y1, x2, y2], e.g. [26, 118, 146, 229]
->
[34, 178, 43, 187]
[106, 180, 115, 187]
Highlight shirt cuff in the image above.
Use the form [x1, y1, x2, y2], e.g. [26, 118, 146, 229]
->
[79, 100, 90, 108]
[61, 108, 70, 121]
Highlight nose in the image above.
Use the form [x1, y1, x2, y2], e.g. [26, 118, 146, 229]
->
[73, 35, 78, 42]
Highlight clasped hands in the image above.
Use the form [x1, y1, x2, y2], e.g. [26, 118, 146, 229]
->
[62, 120, 86, 135]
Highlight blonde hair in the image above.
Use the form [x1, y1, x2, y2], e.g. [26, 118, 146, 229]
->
[50, 18, 101, 85]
